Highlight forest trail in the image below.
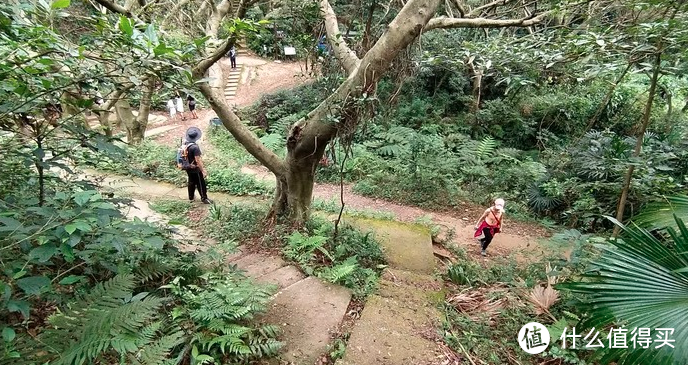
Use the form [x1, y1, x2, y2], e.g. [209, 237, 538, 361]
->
[85, 168, 447, 365]
[85, 170, 352, 365]
[116, 53, 553, 364]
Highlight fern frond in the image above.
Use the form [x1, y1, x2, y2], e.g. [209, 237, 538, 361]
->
[476, 136, 498, 160]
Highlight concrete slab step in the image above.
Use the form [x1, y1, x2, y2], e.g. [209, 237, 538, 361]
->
[237, 254, 288, 278]
[256, 265, 306, 290]
[139, 125, 179, 139]
[260, 276, 351, 365]
[231, 252, 264, 269]
[336, 268, 442, 365]
[346, 218, 435, 274]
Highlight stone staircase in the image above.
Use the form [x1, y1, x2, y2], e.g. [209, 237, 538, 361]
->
[335, 218, 443, 365]
[224, 42, 249, 102]
[227, 248, 352, 365]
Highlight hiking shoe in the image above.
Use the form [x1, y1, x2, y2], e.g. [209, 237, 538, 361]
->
[481, 250, 487, 257]
[201, 198, 213, 204]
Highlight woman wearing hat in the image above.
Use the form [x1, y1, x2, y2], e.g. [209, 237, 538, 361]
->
[183, 127, 211, 204]
[473, 198, 505, 256]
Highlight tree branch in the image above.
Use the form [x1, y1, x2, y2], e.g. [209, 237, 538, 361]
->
[161, 0, 191, 27]
[192, 37, 236, 79]
[453, 0, 466, 17]
[425, 11, 548, 30]
[468, 0, 513, 17]
[93, 0, 133, 16]
[197, 83, 287, 176]
[320, 0, 361, 75]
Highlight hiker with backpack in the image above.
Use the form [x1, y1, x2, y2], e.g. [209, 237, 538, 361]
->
[473, 198, 505, 256]
[177, 127, 211, 204]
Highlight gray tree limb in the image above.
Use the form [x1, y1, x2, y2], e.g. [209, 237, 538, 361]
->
[425, 11, 548, 30]
[320, 0, 361, 75]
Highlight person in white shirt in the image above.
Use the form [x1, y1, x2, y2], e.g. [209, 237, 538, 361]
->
[167, 98, 177, 120]
[175, 94, 185, 121]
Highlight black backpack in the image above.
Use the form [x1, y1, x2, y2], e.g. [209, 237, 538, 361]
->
[175, 140, 196, 170]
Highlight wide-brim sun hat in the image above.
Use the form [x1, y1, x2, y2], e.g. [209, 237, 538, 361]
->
[185, 126, 202, 143]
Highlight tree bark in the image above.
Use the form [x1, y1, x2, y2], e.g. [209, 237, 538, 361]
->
[115, 78, 154, 144]
[613, 52, 662, 237]
[467, 57, 482, 113]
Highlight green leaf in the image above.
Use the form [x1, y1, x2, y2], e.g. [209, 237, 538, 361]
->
[29, 245, 58, 262]
[0, 217, 22, 232]
[6, 300, 30, 318]
[73, 190, 97, 206]
[51, 0, 70, 8]
[58, 275, 85, 285]
[144, 24, 158, 45]
[16, 276, 51, 295]
[2, 327, 15, 342]
[119, 16, 133, 36]
[64, 224, 77, 234]
[145, 236, 165, 249]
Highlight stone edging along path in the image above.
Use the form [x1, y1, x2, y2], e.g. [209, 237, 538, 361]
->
[87, 170, 446, 365]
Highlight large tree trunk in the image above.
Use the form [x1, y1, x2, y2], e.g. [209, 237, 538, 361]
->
[271, 0, 443, 222]
[115, 78, 153, 144]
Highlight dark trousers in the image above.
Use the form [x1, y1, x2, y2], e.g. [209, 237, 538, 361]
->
[230, 56, 236, 68]
[187, 171, 208, 200]
[480, 227, 494, 250]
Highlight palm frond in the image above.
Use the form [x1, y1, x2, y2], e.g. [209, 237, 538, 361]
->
[560, 216, 688, 365]
[633, 195, 688, 231]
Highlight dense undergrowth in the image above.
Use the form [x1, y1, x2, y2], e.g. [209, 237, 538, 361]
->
[234, 64, 688, 232]
[440, 234, 594, 365]
[0, 139, 281, 364]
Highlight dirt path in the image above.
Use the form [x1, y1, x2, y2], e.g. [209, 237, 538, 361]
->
[240, 164, 550, 260]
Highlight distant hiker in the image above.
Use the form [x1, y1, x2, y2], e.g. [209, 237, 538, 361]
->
[187, 95, 198, 119]
[180, 127, 211, 204]
[229, 46, 237, 69]
[175, 93, 185, 121]
[473, 198, 505, 256]
[167, 97, 177, 120]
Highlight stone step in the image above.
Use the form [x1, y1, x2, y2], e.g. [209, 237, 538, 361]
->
[256, 265, 306, 290]
[235, 253, 288, 278]
[346, 218, 435, 274]
[142, 124, 180, 138]
[260, 276, 351, 365]
[335, 268, 442, 365]
[224, 92, 236, 97]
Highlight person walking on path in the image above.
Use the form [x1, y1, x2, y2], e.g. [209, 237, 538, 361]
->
[473, 198, 505, 256]
[229, 46, 237, 69]
[175, 93, 185, 121]
[166, 97, 178, 121]
[187, 95, 198, 119]
[183, 127, 212, 204]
